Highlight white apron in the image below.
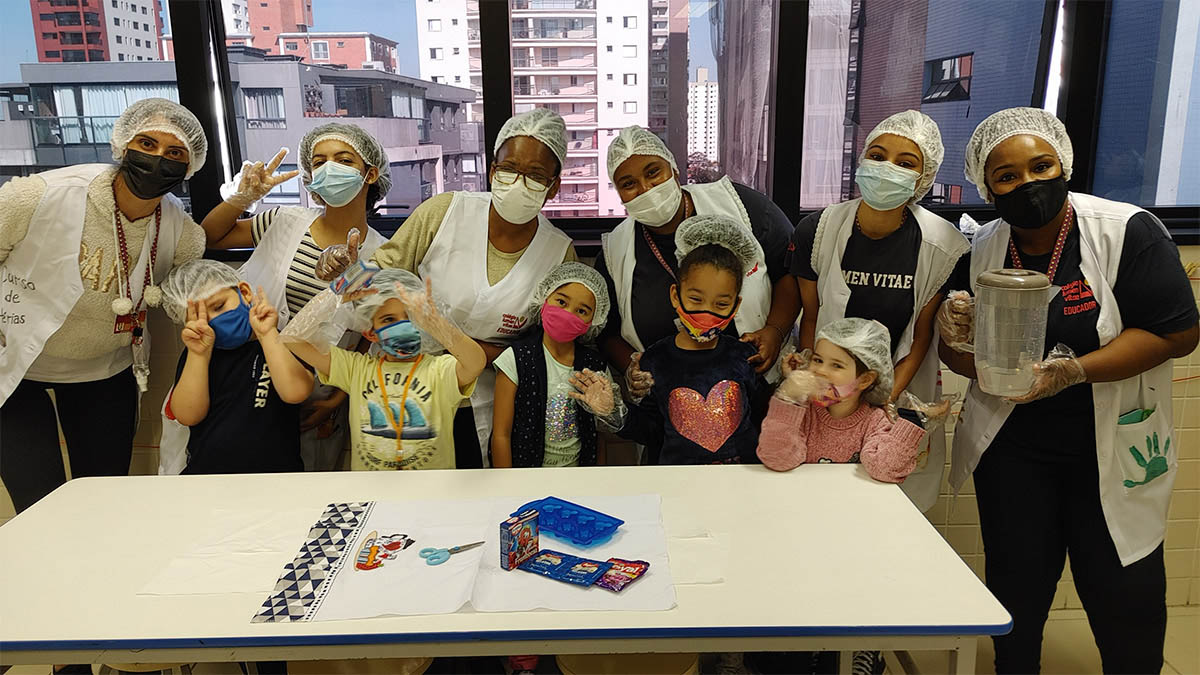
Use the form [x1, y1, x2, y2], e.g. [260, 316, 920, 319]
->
[601, 176, 773, 353]
[811, 198, 969, 512]
[1, 164, 182, 406]
[159, 208, 387, 474]
[418, 191, 571, 462]
[951, 192, 1177, 566]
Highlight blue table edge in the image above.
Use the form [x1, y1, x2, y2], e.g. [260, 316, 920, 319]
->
[1, 621, 1014, 651]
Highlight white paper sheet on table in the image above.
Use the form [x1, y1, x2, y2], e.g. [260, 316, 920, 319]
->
[139, 507, 317, 595]
[472, 494, 676, 612]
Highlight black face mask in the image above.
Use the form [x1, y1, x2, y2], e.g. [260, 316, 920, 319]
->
[119, 149, 188, 200]
[992, 176, 1068, 229]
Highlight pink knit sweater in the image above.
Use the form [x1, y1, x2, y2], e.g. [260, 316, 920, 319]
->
[756, 397, 926, 483]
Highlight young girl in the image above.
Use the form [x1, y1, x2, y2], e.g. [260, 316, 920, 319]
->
[284, 269, 486, 471]
[619, 214, 767, 465]
[491, 261, 623, 468]
[757, 317, 925, 481]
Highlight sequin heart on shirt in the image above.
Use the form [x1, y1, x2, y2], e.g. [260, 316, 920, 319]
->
[668, 380, 743, 452]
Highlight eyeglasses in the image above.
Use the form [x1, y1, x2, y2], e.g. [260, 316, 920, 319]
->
[492, 169, 553, 193]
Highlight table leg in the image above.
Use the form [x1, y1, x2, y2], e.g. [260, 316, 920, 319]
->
[949, 637, 978, 675]
[838, 651, 854, 675]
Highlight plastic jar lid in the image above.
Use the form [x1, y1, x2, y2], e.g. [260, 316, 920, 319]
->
[976, 268, 1050, 290]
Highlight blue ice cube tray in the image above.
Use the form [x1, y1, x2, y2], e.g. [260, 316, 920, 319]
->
[510, 497, 624, 547]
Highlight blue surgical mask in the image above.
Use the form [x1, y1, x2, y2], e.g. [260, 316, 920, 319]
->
[209, 292, 253, 350]
[376, 320, 422, 358]
[855, 159, 920, 211]
[308, 161, 366, 207]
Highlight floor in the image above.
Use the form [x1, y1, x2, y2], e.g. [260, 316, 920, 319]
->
[5, 608, 1198, 674]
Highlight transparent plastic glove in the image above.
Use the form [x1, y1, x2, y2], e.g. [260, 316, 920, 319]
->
[394, 276, 456, 352]
[780, 348, 812, 377]
[278, 289, 358, 354]
[624, 352, 654, 403]
[937, 290, 975, 353]
[888, 391, 962, 431]
[568, 368, 628, 431]
[773, 369, 829, 406]
[314, 228, 361, 281]
[1006, 343, 1087, 404]
[224, 148, 299, 211]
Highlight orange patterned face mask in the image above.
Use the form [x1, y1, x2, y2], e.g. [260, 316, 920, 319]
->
[673, 287, 739, 343]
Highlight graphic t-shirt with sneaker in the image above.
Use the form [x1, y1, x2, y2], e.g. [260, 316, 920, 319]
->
[326, 347, 475, 470]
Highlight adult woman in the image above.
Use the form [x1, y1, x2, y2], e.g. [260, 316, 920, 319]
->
[198, 123, 391, 471]
[596, 126, 795, 371]
[940, 107, 1198, 673]
[0, 98, 209, 512]
[785, 110, 969, 511]
[314, 108, 577, 467]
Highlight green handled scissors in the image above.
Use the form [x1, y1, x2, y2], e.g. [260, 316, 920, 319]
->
[418, 540, 485, 566]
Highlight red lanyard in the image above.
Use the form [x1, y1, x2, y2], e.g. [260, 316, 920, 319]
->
[112, 181, 160, 340]
[640, 224, 676, 281]
[1008, 204, 1074, 284]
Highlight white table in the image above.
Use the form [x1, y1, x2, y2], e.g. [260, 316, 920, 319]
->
[0, 465, 1009, 673]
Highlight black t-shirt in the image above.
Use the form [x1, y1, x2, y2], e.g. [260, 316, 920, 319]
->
[983, 212, 1198, 455]
[789, 208, 962, 354]
[173, 342, 303, 474]
[621, 335, 766, 465]
[595, 182, 794, 354]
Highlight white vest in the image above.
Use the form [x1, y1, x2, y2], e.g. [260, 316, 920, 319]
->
[811, 198, 970, 511]
[158, 207, 387, 475]
[418, 191, 572, 457]
[600, 176, 773, 353]
[951, 192, 1177, 566]
[0, 164, 183, 405]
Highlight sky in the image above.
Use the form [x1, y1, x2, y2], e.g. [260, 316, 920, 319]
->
[0, 0, 717, 86]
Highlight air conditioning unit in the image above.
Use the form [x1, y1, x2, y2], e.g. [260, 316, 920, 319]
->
[362, 60, 385, 70]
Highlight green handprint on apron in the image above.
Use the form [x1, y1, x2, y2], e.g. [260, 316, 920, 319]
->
[1123, 432, 1170, 488]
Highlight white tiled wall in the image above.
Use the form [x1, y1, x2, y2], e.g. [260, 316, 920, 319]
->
[2, 249, 1198, 611]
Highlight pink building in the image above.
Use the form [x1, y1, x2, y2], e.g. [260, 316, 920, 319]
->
[276, 32, 399, 73]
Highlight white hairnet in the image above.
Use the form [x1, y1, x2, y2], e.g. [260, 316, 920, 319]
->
[110, 98, 207, 179]
[161, 259, 243, 324]
[529, 261, 611, 342]
[964, 107, 1074, 202]
[299, 123, 393, 198]
[815, 318, 894, 407]
[863, 110, 944, 202]
[674, 215, 763, 272]
[606, 125, 678, 182]
[494, 108, 568, 172]
[351, 269, 444, 354]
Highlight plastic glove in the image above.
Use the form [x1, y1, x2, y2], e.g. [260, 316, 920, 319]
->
[773, 369, 828, 406]
[314, 228, 361, 281]
[887, 391, 962, 431]
[224, 148, 299, 211]
[1006, 344, 1087, 404]
[624, 352, 654, 403]
[937, 291, 975, 353]
[780, 348, 812, 377]
[394, 276, 458, 353]
[568, 368, 628, 431]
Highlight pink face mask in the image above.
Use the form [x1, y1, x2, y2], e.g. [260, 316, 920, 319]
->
[811, 381, 861, 408]
[541, 302, 591, 343]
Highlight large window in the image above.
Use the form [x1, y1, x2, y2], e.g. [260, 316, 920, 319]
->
[1093, 0, 1199, 206]
[243, 88, 285, 129]
[800, 0, 1046, 208]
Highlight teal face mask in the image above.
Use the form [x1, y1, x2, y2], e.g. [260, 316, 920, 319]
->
[308, 161, 366, 207]
[855, 159, 920, 211]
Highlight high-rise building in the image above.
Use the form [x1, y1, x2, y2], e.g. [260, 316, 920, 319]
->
[162, 0, 311, 59]
[648, 0, 687, 165]
[30, 0, 164, 64]
[416, 0, 650, 217]
[687, 67, 718, 162]
[709, 0, 775, 193]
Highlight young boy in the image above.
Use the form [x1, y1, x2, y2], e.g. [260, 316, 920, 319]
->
[162, 260, 315, 474]
[286, 269, 486, 470]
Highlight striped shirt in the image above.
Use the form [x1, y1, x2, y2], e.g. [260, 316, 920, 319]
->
[250, 207, 329, 316]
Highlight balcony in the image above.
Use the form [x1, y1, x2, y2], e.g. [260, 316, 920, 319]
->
[545, 188, 597, 206]
[561, 110, 596, 125]
[512, 27, 596, 41]
[467, 0, 478, 13]
[513, 0, 596, 11]
[566, 137, 597, 151]
[467, 29, 481, 42]
[469, 57, 482, 70]
[514, 83, 596, 98]
[514, 54, 596, 70]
